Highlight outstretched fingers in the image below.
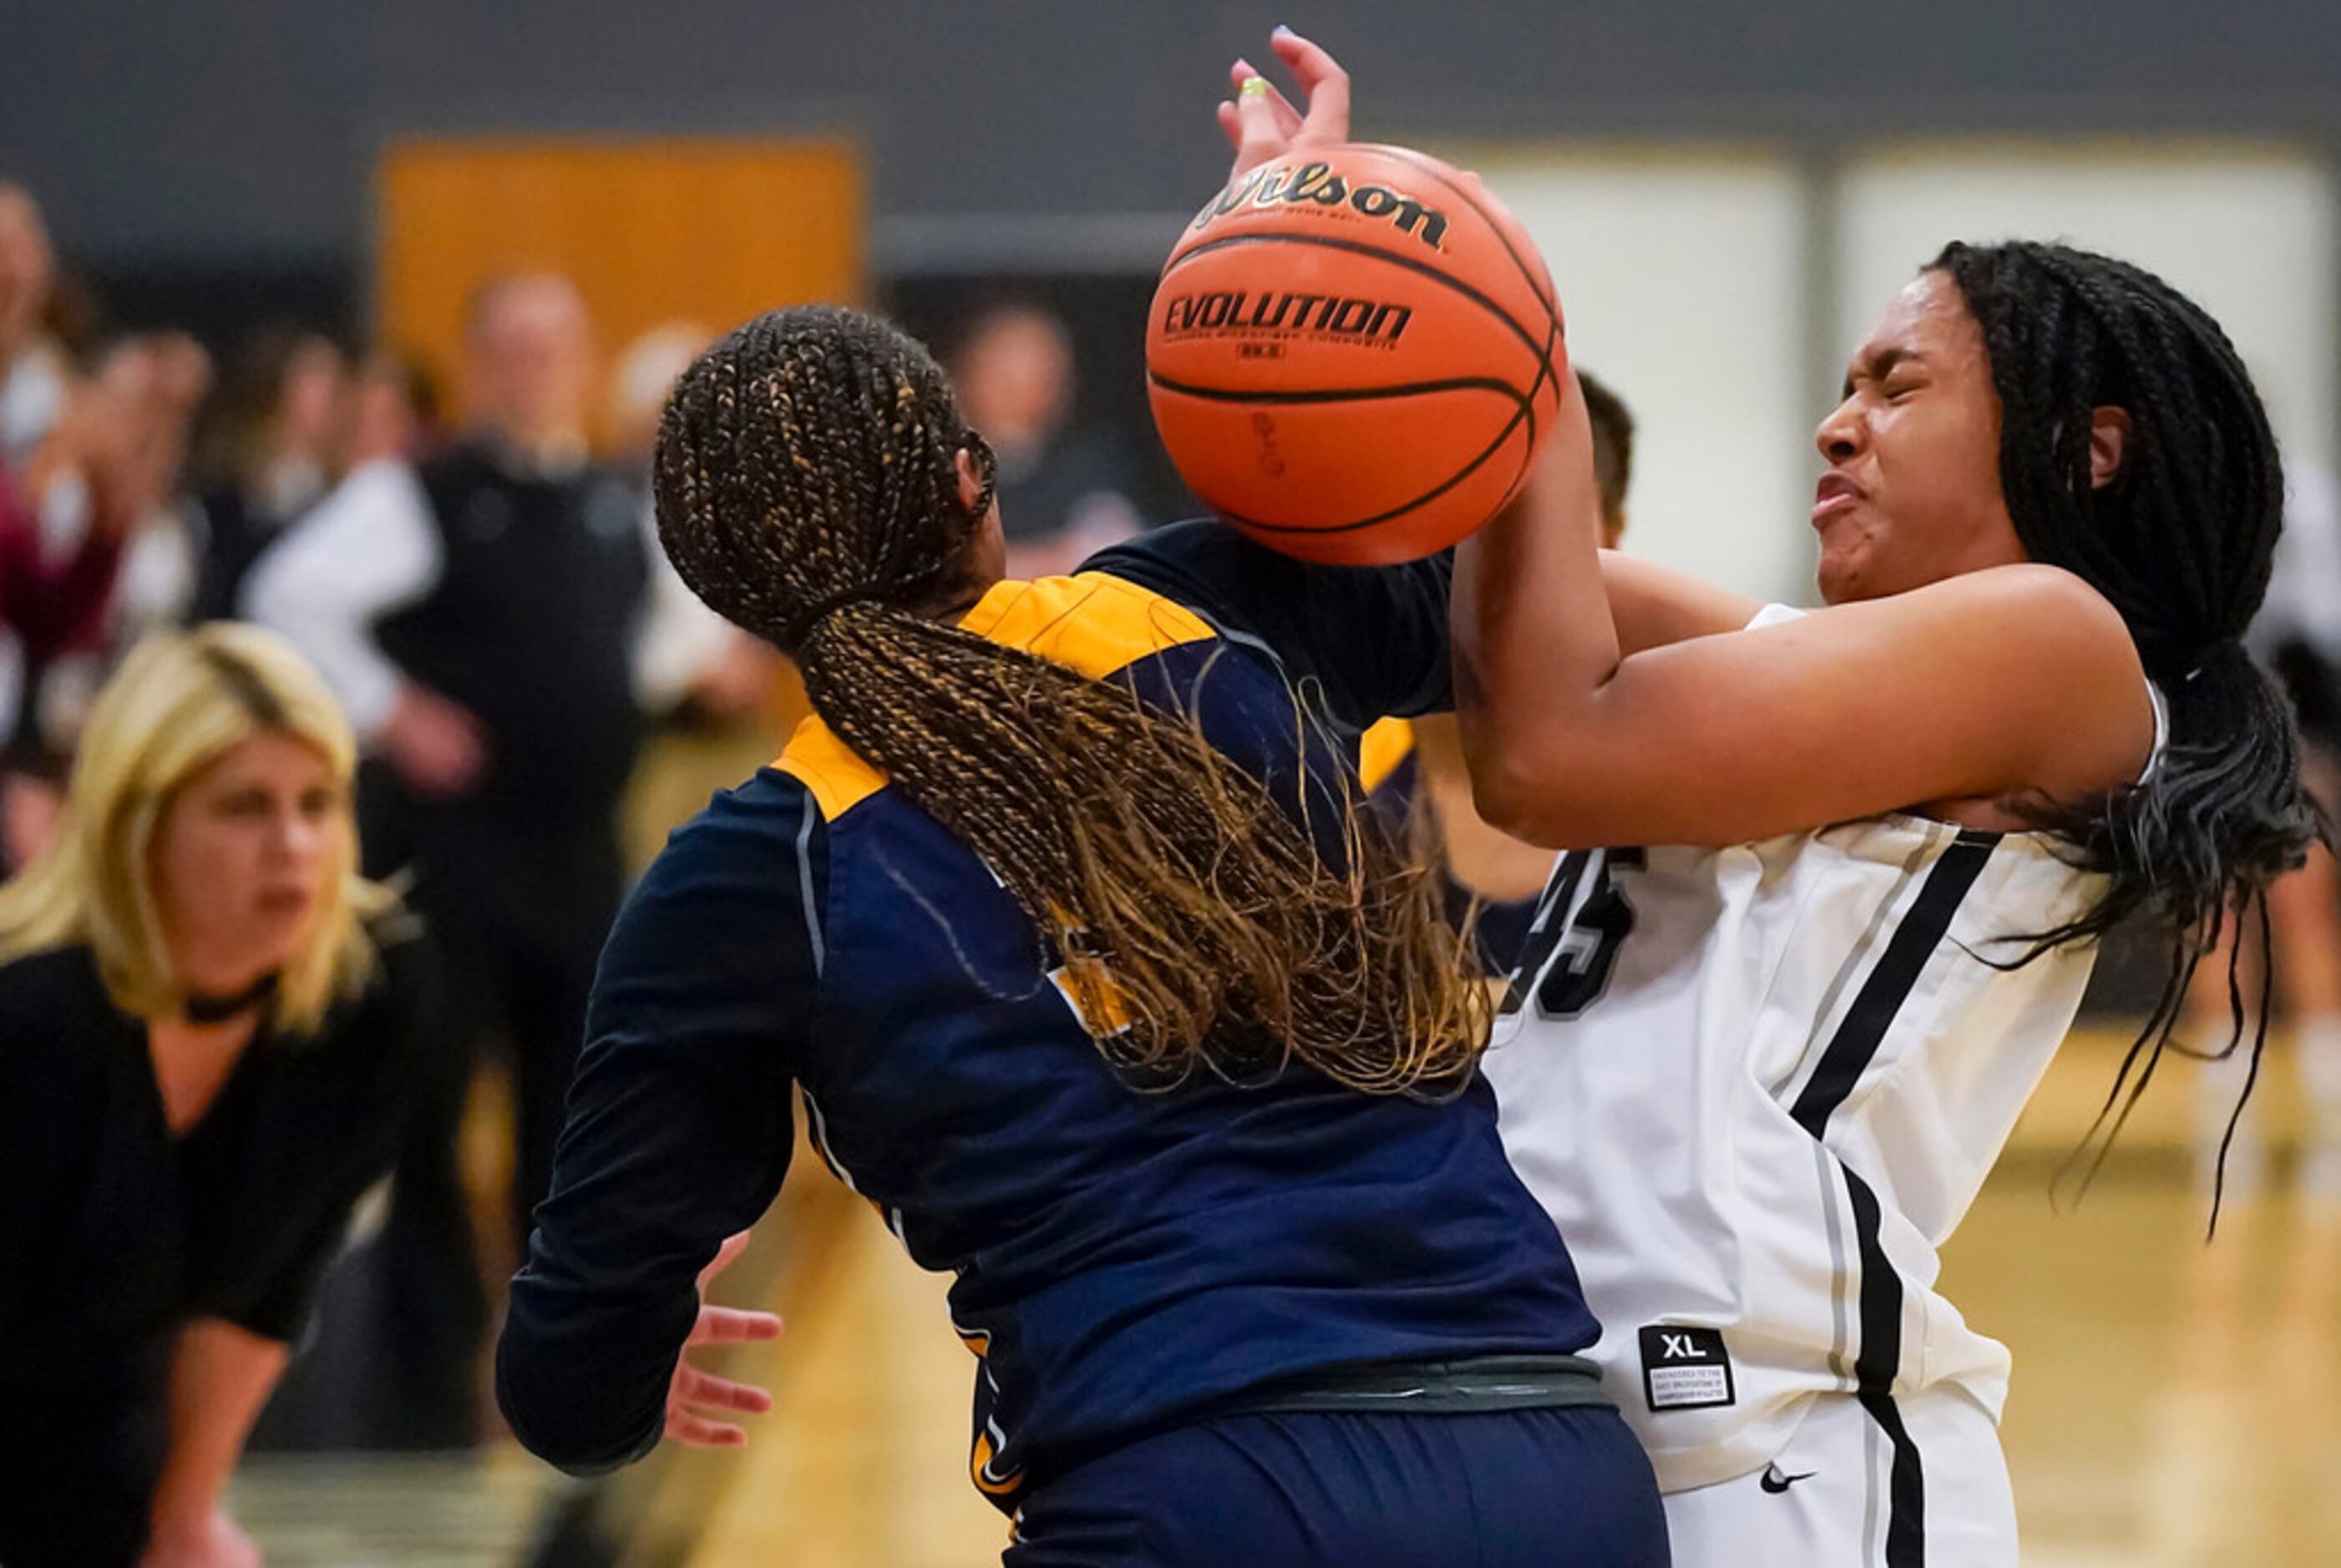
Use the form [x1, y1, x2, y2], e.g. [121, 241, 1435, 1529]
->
[1230, 57, 1305, 139]
[1215, 33, 1354, 177]
[666, 1405, 749, 1449]
[687, 1305, 784, 1347]
[1268, 27, 1352, 145]
[675, 1363, 774, 1417]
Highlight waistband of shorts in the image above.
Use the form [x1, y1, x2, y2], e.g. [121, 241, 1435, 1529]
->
[1214, 1353, 1613, 1418]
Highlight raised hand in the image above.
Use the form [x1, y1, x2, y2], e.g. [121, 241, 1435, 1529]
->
[377, 683, 489, 799]
[1215, 27, 1354, 180]
[665, 1230, 785, 1450]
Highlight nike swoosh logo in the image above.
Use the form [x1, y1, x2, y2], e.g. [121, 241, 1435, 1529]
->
[1760, 1464, 1816, 1495]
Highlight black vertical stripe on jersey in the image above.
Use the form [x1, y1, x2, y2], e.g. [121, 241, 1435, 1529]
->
[1845, 1169, 1926, 1568]
[1789, 829, 2000, 1139]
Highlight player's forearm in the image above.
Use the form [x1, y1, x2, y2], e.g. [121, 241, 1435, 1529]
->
[147, 1318, 288, 1541]
[494, 1080, 715, 1480]
[1452, 373, 1619, 841]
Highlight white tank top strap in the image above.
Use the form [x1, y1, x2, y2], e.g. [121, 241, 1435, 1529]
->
[2139, 678, 2171, 787]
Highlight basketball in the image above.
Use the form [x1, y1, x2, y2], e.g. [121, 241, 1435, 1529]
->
[1147, 143, 1566, 565]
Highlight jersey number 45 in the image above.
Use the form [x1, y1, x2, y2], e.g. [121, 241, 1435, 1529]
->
[1499, 848, 1642, 1020]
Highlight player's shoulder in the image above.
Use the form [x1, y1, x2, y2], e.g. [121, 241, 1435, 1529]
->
[1876, 562, 2132, 667]
[0, 944, 118, 1099]
[0, 942, 110, 1034]
[651, 767, 821, 875]
[593, 769, 826, 1039]
[599, 769, 823, 979]
[1080, 518, 1290, 626]
[1935, 563, 2138, 670]
[1908, 564, 2151, 787]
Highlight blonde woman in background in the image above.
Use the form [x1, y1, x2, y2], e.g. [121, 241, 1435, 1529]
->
[0, 624, 448, 1568]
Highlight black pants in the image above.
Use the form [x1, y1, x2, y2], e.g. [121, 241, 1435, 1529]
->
[354, 772, 624, 1446]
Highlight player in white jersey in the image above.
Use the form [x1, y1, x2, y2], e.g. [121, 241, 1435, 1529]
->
[1446, 246, 2315, 1563]
[1219, 38, 2313, 1563]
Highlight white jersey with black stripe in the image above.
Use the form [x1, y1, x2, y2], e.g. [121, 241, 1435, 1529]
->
[1484, 614, 2164, 1496]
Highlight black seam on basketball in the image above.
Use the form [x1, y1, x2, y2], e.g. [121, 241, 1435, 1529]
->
[1155, 319, 1555, 537]
[1355, 143, 1559, 324]
[1146, 372, 1527, 406]
[1490, 356, 1546, 517]
[1161, 232, 1547, 364]
[1479, 306, 1559, 517]
[1158, 169, 1566, 543]
[1201, 387, 1535, 537]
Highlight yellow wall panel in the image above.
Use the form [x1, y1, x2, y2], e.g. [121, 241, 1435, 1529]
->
[377, 138, 864, 438]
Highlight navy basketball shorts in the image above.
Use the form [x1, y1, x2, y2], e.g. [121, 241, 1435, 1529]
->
[1003, 1404, 1670, 1566]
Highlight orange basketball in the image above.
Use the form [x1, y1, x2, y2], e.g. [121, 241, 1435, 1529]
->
[1147, 143, 1566, 565]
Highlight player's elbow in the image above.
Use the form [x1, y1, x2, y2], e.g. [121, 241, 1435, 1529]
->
[494, 1321, 662, 1478]
[1467, 746, 1599, 849]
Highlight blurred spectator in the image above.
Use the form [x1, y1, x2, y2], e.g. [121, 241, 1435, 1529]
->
[84, 331, 217, 640]
[186, 327, 347, 622]
[246, 273, 648, 1445]
[341, 347, 443, 471]
[0, 624, 445, 1567]
[606, 321, 789, 873]
[606, 321, 776, 726]
[0, 181, 67, 468]
[946, 301, 1143, 578]
[2, 321, 211, 867]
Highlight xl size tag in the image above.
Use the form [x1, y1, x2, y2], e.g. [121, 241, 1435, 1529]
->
[1639, 1324, 1735, 1412]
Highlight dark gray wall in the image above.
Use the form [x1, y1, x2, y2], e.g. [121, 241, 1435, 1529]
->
[7, 0, 2341, 269]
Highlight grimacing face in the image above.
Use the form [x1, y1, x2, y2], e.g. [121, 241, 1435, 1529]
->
[1811, 271, 2028, 604]
[148, 731, 341, 996]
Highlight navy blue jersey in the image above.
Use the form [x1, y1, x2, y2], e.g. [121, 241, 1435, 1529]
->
[497, 523, 1600, 1508]
[1358, 716, 1542, 974]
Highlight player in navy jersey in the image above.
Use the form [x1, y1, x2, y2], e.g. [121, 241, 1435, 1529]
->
[494, 303, 1668, 1565]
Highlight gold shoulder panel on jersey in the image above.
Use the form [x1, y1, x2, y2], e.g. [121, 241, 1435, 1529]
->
[773, 713, 886, 820]
[1357, 716, 1418, 793]
[958, 570, 1218, 677]
[773, 571, 1222, 821]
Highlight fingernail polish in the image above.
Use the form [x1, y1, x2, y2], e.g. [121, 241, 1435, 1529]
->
[1239, 75, 1270, 99]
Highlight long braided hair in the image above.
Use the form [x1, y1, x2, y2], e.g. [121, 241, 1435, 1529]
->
[1931, 240, 2319, 1210]
[655, 305, 1487, 1095]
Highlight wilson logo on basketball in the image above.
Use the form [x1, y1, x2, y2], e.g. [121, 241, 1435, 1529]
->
[1193, 162, 1451, 250]
[1159, 291, 1414, 344]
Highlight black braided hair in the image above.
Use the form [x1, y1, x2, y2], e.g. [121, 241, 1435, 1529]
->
[1577, 368, 1635, 535]
[1932, 240, 2319, 1221]
[654, 305, 1487, 1096]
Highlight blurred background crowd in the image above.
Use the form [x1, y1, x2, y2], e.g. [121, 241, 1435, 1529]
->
[8, 3, 2341, 1564]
